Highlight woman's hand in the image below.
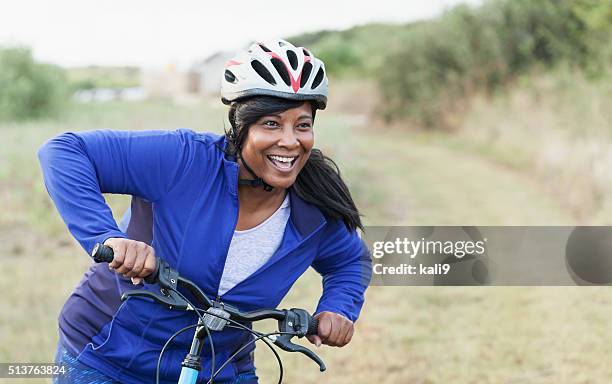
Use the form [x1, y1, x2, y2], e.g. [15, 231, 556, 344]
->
[307, 311, 354, 347]
[104, 238, 157, 285]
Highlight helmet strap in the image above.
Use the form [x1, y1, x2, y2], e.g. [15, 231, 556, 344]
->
[237, 150, 274, 192]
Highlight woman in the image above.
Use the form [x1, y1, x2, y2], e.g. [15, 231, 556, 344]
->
[39, 39, 371, 384]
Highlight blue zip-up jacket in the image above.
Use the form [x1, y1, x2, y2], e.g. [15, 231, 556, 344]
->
[38, 129, 372, 383]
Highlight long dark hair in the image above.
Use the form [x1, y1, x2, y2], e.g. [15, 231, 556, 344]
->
[225, 96, 363, 232]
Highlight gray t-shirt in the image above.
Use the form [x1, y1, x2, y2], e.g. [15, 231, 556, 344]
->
[217, 193, 290, 296]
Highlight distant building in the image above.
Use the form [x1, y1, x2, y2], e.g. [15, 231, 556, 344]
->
[136, 51, 238, 99]
[188, 51, 234, 96]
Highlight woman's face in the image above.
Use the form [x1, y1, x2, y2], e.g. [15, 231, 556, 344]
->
[240, 102, 314, 189]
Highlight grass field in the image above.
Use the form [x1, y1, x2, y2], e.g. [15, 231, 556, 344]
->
[1, 98, 611, 383]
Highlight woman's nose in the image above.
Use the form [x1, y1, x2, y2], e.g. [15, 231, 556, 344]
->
[278, 126, 299, 148]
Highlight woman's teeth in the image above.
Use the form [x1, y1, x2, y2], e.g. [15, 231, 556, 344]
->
[269, 155, 296, 162]
[268, 155, 297, 169]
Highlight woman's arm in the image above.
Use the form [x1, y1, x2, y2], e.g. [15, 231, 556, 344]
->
[310, 219, 372, 346]
[37, 129, 198, 255]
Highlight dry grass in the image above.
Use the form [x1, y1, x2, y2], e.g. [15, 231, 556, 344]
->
[457, 66, 612, 225]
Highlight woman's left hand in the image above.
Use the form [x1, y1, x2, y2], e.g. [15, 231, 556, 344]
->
[306, 311, 354, 347]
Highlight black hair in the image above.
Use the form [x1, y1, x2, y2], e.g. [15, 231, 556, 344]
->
[225, 96, 363, 232]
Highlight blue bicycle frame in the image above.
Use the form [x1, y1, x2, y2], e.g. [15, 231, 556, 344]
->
[178, 367, 199, 384]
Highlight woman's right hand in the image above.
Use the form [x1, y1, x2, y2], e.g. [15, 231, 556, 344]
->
[103, 238, 157, 285]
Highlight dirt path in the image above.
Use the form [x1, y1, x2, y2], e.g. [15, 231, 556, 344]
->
[322, 117, 576, 226]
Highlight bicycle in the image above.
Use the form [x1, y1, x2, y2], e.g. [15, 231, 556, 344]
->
[91, 243, 325, 384]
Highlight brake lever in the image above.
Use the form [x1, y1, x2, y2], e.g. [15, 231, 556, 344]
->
[273, 334, 326, 372]
[121, 289, 190, 310]
[273, 309, 326, 372]
[120, 259, 190, 311]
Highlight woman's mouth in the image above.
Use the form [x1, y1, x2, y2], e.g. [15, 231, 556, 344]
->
[266, 154, 299, 172]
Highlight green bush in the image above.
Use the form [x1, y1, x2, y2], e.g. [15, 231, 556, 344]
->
[379, 0, 612, 128]
[0, 47, 68, 121]
[290, 23, 414, 76]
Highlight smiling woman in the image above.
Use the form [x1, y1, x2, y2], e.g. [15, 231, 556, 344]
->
[235, 101, 314, 189]
[39, 39, 372, 384]
[225, 96, 363, 233]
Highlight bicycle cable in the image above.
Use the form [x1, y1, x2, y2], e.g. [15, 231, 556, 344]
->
[157, 324, 199, 384]
[217, 323, 284, 384]
[176, 289, 287, 384]
[156, 288, 288, 383]
[193, 306, 286, 382]
[207, 331, 299, 384]
[171, 289, 216, 382]
[154, 287, 215, 384]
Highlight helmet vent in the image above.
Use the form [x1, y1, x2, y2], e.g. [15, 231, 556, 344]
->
[311, 67, 325, 89]
[251, 60, 276, 85]
[224, 70, 237, 83]
[300, 62, 312, 87]
[278, 41, 287, 47]
[258, 44, 271, 53]
[302, 49, 311, 57]
[286, 50, 298, 70]
[270, 58, 291, 86]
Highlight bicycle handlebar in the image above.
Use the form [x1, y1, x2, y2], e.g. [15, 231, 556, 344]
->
[91, 243, 326, 372]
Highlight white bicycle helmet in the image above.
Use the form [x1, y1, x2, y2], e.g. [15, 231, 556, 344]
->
[221, 39, 328, 109]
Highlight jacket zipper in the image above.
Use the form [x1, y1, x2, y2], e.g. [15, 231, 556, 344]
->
[215, 184, 240, 298]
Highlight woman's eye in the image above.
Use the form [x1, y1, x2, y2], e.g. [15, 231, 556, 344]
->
[297, 123, 312, 130]
[263, 120, 279, 127]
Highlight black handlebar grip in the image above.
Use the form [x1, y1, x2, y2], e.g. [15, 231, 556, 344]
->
[92, 243, 114, 263]
[306, 317, 318, 336]
[91, 242, 159, 284]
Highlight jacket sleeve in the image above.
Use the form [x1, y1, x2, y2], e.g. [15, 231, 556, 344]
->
[311, 219, 372, 322]
[37, 129, 196, 255]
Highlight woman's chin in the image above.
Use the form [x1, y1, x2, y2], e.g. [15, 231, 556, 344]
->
[264, 175, 297, 190]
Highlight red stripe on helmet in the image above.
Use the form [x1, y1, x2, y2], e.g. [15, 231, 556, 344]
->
[267, 52, 301, 93]
[226, 60, 241, 67]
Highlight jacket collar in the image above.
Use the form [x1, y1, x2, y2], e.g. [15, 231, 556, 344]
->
[287, 187, 326, 239]
[217, 135, 326, 240]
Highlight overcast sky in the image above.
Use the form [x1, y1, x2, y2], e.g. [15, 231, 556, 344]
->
[0, 0, 481, 68]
